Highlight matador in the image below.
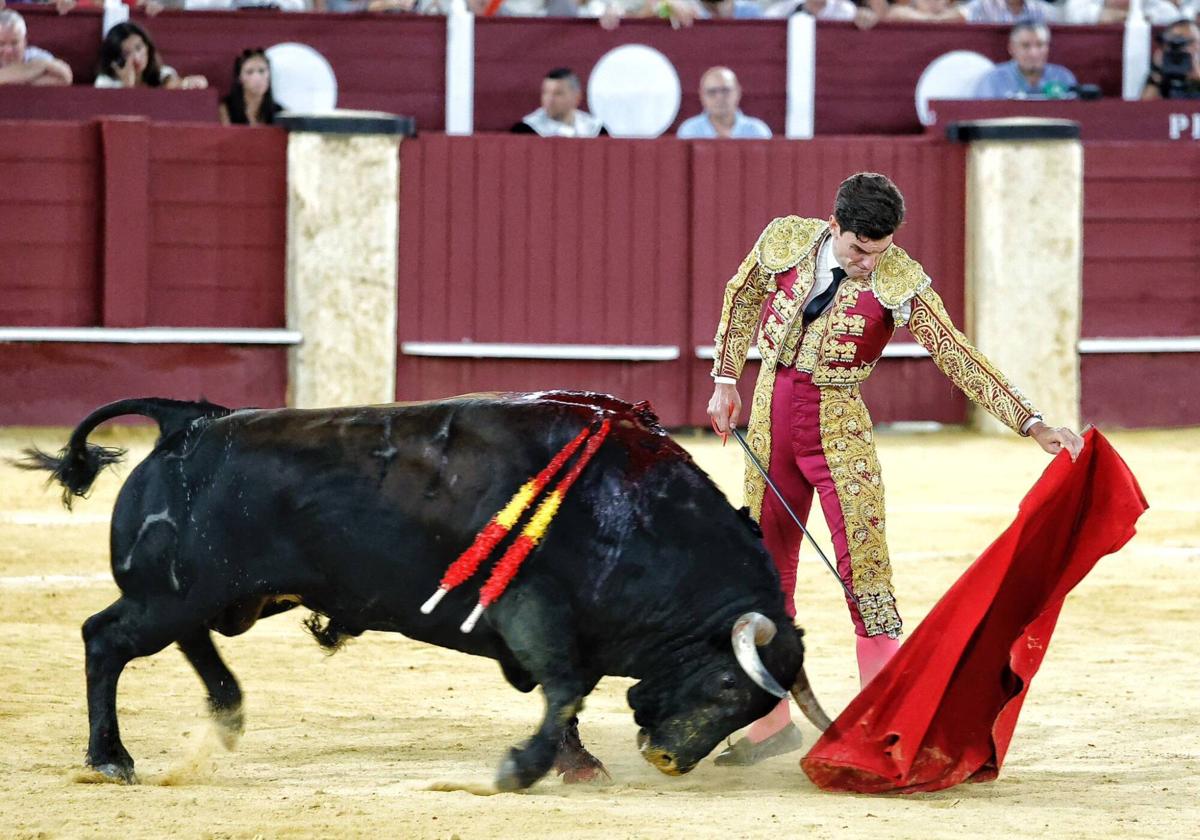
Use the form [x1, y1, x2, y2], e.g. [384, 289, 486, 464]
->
[707, 173, 1083, 766]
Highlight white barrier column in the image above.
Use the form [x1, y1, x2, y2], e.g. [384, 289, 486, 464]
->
[278, 112, 415, 409]
[949, 118, 1083, 434]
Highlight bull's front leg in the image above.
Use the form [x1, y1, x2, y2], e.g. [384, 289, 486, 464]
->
[486, 582, 598, 791]
[496, 684, 587, 792]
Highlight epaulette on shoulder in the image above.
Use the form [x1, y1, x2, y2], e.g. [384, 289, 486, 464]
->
[871, 244, 931, 309]
[755, 216, 827, 274]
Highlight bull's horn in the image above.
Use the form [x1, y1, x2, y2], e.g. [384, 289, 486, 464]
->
[731, 613, 787, 699]
[790, 665, 832, 732]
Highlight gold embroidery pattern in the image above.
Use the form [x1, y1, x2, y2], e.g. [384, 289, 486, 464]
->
[828, 312, 866, 337]
[818, 388, 901, 638]
[762, 250, 817, 367]
[823, 337, 858, 363]
[756, 217, 827, 274]
[908, 287, 1041, 435]
[809, 280, 887, 386]
[712, 249, 769, 380]
[871, 244, 931, 310]
[790, 312, 824, 373]
[743, 359, 778, 521]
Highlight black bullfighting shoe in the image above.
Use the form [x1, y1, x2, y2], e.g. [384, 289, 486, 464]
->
[714, 723, 805, 767]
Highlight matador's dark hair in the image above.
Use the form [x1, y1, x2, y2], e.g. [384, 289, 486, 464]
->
[833, 172, 906, 241]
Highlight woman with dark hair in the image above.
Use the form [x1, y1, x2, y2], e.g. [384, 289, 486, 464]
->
[219, 49, 284, 126]
[94, 21, 207, 90]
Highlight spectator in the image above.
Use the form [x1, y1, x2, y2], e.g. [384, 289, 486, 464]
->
[95, 22, 207, 89]
[1060, 0, 1128, 24]
[1142, 18, 1200, 99]
[884, 0, 961, 21]
[677, 66, 772, 139]
[697, 0, 765, 18]
[974, 22, 1078, 99]
[511, 67, 606, 137]
[764, 0, 881, 28]
[957, 0, 1061, 23]
[0, 9, 72, 86]
[1142, 0, 1198, 24]
[219, 48, 284, 126]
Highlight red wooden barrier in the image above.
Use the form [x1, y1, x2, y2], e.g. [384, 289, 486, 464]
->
[396, 134, 968, 426]
[0, 121, 101, 327]
[396, 134, 693, 423]
[1081, 142, 1200, 340]
[146, 123, 287, 327]
[0, 344, 286, 426]
[686, 135, 969, 426]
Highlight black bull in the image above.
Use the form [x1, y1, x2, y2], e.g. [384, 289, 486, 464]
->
[21, 391, 830, 790]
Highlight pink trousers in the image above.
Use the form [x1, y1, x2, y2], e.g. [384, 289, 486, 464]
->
[759, 366, 892, 637]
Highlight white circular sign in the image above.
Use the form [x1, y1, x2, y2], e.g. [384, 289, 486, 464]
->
[587, 44, 682, 139]
[265, 42, 338, 113]
[914, 50, 996, 126]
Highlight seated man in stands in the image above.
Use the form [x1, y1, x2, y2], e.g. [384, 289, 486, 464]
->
[0, 9, 72, 86]
[512, 67, 606, 137]
[974, 22, 1078, 99]
[1142, 19, 1200, 100]
[677, 66, 771, 139]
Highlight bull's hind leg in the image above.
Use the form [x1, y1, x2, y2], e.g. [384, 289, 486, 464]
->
[177, 630, 244, 750]
[488, 584, 599, 791]
[82, 596, 195, 782]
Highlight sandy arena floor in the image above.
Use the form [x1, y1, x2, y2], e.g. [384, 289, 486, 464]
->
[0, 422, 1196, 839]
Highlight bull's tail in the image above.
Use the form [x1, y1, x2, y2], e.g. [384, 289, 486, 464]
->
[14, 397, 230, 509]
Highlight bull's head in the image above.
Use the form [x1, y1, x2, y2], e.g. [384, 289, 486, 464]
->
[629, 612, 830, 775]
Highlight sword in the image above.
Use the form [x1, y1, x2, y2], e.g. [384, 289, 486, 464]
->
[730, 427, 858, 606]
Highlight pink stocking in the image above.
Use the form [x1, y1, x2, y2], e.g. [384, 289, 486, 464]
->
[856, 634, 900, 689]
[746, 698, 792, 743]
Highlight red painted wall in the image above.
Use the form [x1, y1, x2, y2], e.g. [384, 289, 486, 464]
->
[0, 122, 101, 327]
[396, 134, 968, 426]
[1082, 142, 1200, 339]
[0, 344, 286, 426]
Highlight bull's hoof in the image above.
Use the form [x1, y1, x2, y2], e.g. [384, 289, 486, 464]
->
[494, 751, 544, 792]
[212, 705, 244, 751]
[91, 762, 138, 785]
[494, 756, 525, 792]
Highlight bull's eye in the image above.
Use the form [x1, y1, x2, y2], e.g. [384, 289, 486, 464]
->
[720, 673, 738, 691]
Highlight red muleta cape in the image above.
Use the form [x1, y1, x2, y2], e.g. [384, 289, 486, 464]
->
[801, 429, 1148, 794]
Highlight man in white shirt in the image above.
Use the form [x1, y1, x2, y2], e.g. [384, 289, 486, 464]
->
[512, 67, 606, 138]
[0, 9, 72, 87]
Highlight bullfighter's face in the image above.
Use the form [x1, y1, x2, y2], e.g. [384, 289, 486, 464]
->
[828, 217, 893, 280]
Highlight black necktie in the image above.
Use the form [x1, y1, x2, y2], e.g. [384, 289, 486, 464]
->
[803, 267, 846, 327]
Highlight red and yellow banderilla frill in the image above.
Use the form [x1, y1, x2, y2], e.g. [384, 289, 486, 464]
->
[419, 419, 611, 632]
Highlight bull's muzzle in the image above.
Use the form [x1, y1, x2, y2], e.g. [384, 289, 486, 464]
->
[637, 728, 684, 776]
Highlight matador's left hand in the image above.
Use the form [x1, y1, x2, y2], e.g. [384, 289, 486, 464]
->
[1029, 422, 1085, 463]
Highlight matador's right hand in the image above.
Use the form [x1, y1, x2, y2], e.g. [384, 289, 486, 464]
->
[707, 383, 742, 436]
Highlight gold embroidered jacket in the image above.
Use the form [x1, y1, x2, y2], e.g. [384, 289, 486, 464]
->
[711, 214, 1041, 444]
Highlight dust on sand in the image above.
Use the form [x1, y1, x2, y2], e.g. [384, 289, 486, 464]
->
[1, 425, 1197, 839]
